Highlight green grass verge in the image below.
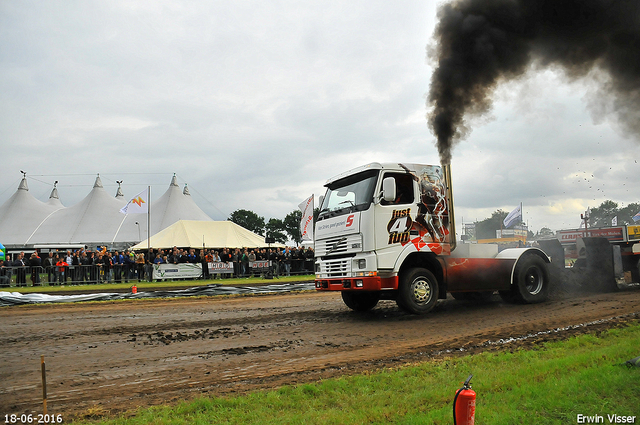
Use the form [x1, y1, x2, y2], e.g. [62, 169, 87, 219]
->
[0, 275, 314, 294]
[75, 322, 640, 424]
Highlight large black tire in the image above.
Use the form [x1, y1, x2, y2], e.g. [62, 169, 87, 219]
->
[509, 254, 550, 304]
[341, 291, 380, 312]
[396, 268, 439, 314]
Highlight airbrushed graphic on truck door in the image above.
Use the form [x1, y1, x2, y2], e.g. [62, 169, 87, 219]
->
[385, 164, 451, 255]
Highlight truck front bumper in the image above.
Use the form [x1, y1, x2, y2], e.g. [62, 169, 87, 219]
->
[315, 275, 398, 291]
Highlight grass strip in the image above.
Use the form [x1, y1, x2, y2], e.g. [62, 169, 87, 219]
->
[76, 322, 640, 424]
[0, 275, 314, 294]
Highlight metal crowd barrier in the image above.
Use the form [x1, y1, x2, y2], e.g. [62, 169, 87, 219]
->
[0, 258, 316, 288]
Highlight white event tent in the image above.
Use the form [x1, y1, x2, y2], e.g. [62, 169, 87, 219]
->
[0, 174, 216, 251]
[131, 220, 282, 251]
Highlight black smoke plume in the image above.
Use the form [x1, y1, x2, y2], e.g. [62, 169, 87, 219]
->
[427, 0, 640, 165]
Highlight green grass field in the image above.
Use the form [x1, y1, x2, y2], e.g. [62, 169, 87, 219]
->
[74, 322, 640, 424]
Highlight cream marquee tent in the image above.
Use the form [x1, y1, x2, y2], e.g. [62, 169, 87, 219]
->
[131, 220, 284, 250]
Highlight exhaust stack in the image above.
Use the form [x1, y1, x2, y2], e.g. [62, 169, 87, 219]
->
[443, 164, 456, 252]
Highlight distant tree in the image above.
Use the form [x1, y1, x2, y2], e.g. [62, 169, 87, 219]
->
[617, 202, 640, 225]
[475, 210, 508, 240]
[228, 209, 265, 235]
[283, 207, 321, 246]
[538, 227, 554, 238]
[265, 218, 288, 244]
[588, 200, 618, 227]
[283, 210, 302, 245]
[581, 200, 640, 228]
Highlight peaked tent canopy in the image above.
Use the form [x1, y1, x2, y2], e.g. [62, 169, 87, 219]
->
[131, 220, 283, 250]
[150, 175, 212, 233]
[26, 175, 131, 247]
[0, 174, 214, 250]
[0, 177, 63, 246]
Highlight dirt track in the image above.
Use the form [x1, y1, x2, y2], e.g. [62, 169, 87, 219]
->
[1, 287, 639, 420]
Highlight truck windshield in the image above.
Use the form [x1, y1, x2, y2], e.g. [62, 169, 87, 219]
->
[318, 170, 378, 219]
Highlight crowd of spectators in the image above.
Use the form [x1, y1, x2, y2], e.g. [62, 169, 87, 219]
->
[0, 245, 315, 287]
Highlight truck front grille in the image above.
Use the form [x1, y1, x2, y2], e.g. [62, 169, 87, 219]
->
[316, 234, 362, 257]
[319, 258, 350, 278]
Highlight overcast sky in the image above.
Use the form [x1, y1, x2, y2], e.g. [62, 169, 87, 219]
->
[1, 0, 638, 236]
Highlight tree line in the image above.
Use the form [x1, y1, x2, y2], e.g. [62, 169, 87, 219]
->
[472, 200, 640, 240]
[228, 208, 319, 245]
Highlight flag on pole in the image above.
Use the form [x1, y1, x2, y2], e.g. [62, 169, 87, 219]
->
[120, 189, 149, 214]
[298, 195, 314, 242]
[503, 205, 522, 229]
[633, 210, 640, 223]
[612, 216, 618, 226]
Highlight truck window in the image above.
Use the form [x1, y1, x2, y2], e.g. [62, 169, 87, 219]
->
[381, 173, 415, 205]
[319, 170, 378, 218]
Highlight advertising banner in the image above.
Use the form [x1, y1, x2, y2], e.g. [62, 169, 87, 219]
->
[208, 261, 234, 275]
[153, 263, 203, 280]
[628, 225, 640, 241]
[557, 227, 626, 244]
[250, 260, 271, 271]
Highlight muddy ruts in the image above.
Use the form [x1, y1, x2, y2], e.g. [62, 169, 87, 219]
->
[428, 0, 640, 165]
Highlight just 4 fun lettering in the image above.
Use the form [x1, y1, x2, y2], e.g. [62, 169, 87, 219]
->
[387, 208, 412, 244]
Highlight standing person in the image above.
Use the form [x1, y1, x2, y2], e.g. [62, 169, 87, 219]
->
[283, 247, 292, 277]
[220, 248, 231, 279]
[94, 252, 105, 283]
[241, 248, 249, 277]
[29, 252, 42, 286]
[122, 250, 132, 282]
[248, 249, 256, 277]
[0, 259, 10, 287]
[79, 251, 90, 283]
[88, 251, 98, 284]
[232, 249, 240, 278]
[113, 251, 123, 283]
[65, 250, 74, 283]
[188, 249, 197, 263]
[135, 252, 145, 282]
[145, 250, 154, 282]
[13, 252, 26, 286]
[56, 256, 68, 285]
[43, 252, 55, 285]
[304, 247, 314, 273]
[104, 252, 113, 283]
[199, 250, 209, 280]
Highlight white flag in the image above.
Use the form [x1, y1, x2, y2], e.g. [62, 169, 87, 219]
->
[120, 189, 149, 214]
[503, 205, 521, 229]
[298, 195, 314, 242]
[612, 216, 618, 226]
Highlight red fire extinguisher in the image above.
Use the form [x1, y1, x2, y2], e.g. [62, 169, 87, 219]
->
[453, 374, 475, 425]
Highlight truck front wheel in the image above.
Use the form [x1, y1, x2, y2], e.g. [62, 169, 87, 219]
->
[505, 254, 549, 304]
[341, 291, 380, 312]
[396, 268, 439, 314]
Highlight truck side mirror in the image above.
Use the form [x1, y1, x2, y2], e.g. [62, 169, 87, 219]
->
[382, 177, 396, 203]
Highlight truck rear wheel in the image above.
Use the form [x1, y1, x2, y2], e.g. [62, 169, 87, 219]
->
[507, 254, 549, 304]
[396, 268, 439, 314]
[341, 291, 380, 312]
